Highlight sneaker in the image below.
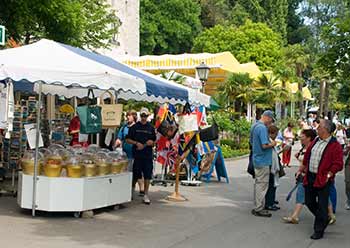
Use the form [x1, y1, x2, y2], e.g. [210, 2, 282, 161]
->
[251, 209, 272, 217]
[265, 205, 280, 211]
[345, 202, 350, 210]
[328, 214, 336, 225]
[282, 216, 299, 224]
[143, 195, 151, 205]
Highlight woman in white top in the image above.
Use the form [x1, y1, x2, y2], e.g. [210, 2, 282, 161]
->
[282, 122, 295, 167]
[335, 123, 346, 148]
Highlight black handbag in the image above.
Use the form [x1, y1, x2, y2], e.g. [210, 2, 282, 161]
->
[247, 148, 255, 178]
[157, 110, 178, 139]
[199, 121, 219, 142]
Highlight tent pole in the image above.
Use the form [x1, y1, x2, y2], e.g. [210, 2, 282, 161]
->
[32, 81, 43, 217]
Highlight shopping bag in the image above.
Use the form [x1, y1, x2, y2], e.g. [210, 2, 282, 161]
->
[99, 90, 123, 128]
[177, 113, 198, 134]
[199, 121, 219, 142]
[77, 89, 102, 134]
[157, 110, 178, 139]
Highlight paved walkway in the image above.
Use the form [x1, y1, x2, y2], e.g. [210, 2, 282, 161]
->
[0, 143, 349, 248]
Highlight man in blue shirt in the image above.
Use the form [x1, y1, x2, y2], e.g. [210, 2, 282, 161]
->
[250, 110, 276, 217]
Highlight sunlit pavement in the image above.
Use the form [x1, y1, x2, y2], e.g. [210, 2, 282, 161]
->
[0, 142, 349, 248]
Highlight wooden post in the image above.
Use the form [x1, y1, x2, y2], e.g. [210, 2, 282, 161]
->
[166, 149, 190, 202]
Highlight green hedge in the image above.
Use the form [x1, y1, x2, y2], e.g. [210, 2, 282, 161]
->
[221, 144, 249, 158]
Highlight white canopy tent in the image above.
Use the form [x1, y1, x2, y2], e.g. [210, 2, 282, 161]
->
[0, 39, 209, 217]
[0, 39, 210, 106]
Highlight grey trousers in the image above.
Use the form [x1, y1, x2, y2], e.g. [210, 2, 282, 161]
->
[345, 163, 350, 204]
[254, 166, 270, 212]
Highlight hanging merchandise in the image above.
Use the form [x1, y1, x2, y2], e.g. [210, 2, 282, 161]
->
[158, 112, 178, 139]
[99, 90, 123, 128]
[199, 121, 219, 142]
[0, 83, 7, 129]
[76, 89, 102, 134]
[177, 103, 198, 134]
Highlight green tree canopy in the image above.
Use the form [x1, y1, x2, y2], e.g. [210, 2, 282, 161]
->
[0, 0, 120, 49]
[192, 21, 283, 70]
[140, 0, 202, 55]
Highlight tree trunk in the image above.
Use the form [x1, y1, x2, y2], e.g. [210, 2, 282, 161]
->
[324, 81, 330, 119]
[319, 79, 326, 117]
[298, 81, 304, 118]
[281, 81, 286, 119]
[296, 65, 304, 118]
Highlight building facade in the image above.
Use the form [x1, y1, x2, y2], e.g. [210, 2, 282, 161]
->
[103, 0, 140, 57]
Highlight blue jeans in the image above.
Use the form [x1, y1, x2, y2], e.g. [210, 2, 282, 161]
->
[296, 180, 336, 213]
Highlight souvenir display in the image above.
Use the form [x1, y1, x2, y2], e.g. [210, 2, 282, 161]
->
[66, 154, 82, 178]
[43, 149, 63, 177]
[81, 153, 97, 177]
[108, 149, 128, 174]
[95, 152, 111, 176]
[20, 150, 43, 175]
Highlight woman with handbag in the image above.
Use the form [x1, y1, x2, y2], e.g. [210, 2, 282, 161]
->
[115, 110, 144, 195]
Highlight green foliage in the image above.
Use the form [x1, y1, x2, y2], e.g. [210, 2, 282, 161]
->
[209, 111, 251, 138]
[140, 0, 202, 55]
[218, 73, 255, 107]
[0, 0, 120, 49]
[286, 0, 310, 44]
[221, 145, 249, 158]
[199, 0, 232, 28]
[233, 0, 289, 41]
[192, 21, 283, 70]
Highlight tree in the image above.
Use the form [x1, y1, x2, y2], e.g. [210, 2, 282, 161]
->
[283, 44, 310, 117]
[286, 0, 311, 44]
[274, 62, 295, 118]
[218, 72, 255, 113]
[192, 21, 283, 70]
[0, 0, 120, 49]
[199, 0, 232, 28]
[234, 0, 289, 41]
[255, 74, 289, 108]
[140, 0, 202, 55]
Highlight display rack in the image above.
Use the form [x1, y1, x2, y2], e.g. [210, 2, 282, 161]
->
[18, 172, 132, 217]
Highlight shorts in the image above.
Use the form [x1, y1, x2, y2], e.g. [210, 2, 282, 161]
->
[127, 159, 134, 172]
[133, 158, 153, 180]
[295, 182, 305, 204]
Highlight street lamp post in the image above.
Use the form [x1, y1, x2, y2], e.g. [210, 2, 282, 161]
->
[195, 62, 210, 93]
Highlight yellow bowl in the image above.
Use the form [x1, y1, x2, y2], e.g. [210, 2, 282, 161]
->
[67, 165, 83, 178]
[83, 164, 96, 177]
[21, 160, 42, 175]
[110, 162, 123, 174]
[44, 164, 62, 177]
[96, 163, 111, 176]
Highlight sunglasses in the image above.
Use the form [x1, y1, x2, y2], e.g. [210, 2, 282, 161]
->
[140, 114, 149, 118]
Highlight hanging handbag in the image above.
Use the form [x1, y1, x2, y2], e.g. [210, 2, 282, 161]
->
[177, 103, 198, 134]
[76, 89, 102, 134]
[99, 90, 123, 128]
[199, 121, 219, 142]
[157, 110, 178, 139]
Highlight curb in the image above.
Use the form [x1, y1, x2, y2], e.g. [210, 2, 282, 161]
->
[224, 154, 249, 162]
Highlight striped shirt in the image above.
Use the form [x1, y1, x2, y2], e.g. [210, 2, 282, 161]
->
[309, 136, 332, 173]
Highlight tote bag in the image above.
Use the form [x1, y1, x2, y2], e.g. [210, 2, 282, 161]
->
[178, 113, 198, 134]
[77, 89, 102, 134]
[199, 121, 219, 142]
[99, 90, 123, 128]
[178, 102, 198, 134]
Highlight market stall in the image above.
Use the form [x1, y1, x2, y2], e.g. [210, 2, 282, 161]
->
[0, 39, 211, 217]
